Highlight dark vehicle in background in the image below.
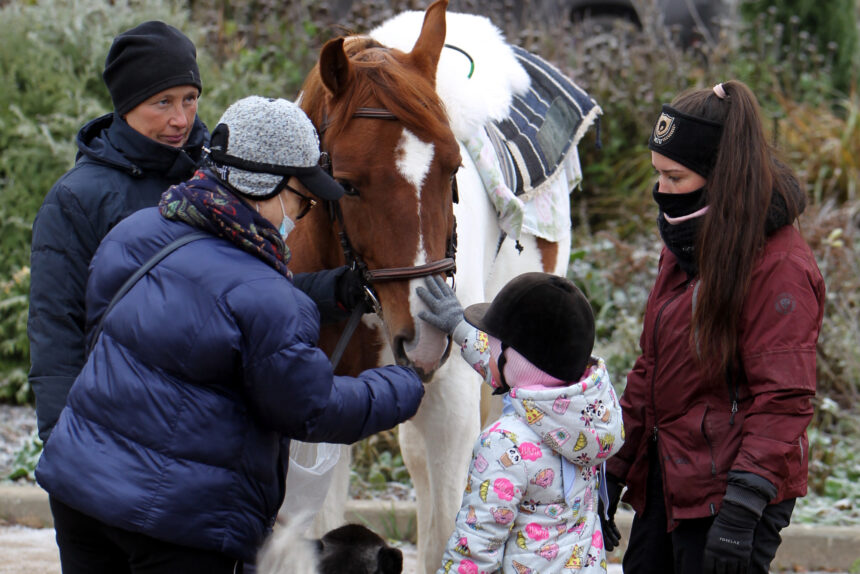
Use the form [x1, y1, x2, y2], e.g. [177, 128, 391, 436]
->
[567, 0, 736, 47]
[321, 0, 737, 49]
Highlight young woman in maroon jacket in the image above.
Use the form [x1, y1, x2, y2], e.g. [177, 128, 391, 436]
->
[601, 80, 825, 574]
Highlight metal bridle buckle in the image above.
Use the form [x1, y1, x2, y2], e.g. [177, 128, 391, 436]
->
[363, 285, 382, 317]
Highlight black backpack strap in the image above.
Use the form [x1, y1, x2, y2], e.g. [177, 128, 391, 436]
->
[87, 231, 211, 355]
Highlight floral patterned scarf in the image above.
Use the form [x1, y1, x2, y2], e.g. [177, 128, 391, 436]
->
[159, 169, 291, 277]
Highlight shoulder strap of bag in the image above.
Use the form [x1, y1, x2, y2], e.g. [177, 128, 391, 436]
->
[87, 231, 211, 355]
[329, 305, 363, 370]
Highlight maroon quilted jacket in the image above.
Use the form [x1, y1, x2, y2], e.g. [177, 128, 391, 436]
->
[606, 225, 825, 528]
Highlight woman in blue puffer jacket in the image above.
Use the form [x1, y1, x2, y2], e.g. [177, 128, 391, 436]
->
[35, 96, 425, 573]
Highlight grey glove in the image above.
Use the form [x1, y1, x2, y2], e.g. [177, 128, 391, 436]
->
[417, 275, 464, 335]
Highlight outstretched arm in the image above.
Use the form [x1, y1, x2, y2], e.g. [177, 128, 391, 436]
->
[416, 276, 494, 386]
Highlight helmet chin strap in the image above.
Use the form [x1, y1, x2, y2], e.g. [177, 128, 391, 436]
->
[493, 343, 512, 396]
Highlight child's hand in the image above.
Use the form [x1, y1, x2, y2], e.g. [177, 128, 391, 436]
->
[416, 275, 464, 335]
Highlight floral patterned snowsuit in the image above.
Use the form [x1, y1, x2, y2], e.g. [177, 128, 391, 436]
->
[438, 329, 624, 574]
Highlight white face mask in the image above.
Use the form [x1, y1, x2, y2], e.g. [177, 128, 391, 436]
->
[277, 193, 295, 240]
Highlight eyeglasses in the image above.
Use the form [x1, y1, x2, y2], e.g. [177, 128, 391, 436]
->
[283, 182, 317, 220]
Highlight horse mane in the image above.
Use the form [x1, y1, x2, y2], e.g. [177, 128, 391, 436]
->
[300, 36, 452, 144]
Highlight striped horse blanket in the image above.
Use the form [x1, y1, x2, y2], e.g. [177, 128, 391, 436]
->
[487, 45, 601, 197]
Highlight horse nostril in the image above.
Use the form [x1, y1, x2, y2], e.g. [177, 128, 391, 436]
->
[393, 336, 409, 366]
[393, 336, 432, 381]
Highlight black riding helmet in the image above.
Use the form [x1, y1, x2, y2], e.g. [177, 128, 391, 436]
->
[463, 272, 595, 383]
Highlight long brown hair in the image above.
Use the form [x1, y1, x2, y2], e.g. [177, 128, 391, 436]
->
[671, 80, 803, 372]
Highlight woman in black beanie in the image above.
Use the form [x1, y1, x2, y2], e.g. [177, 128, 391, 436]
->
[29, 21, 209, 450]
[602, 80, 825, 573]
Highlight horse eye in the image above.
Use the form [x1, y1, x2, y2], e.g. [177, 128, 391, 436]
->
[338, 180, 360, 197]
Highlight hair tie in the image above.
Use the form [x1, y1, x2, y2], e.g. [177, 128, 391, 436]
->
[713, 83, 727, 100]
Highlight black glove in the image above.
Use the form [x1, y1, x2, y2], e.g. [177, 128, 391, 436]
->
[599, 474, 623, 552]
[702, 500, 760, 574]
[335, 266, 370, 313]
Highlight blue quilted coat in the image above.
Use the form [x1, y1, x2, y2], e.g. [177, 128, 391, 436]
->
[36, 207, 425, 562]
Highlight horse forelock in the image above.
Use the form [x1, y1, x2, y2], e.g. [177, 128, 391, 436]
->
[306, 38, 454, 148]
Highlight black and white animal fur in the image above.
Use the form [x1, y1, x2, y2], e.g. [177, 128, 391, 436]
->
[257, 514, 402, 574]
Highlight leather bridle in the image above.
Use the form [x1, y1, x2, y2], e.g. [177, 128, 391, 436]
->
[319, 106, 458, 369]
[319, 106, 458, 297]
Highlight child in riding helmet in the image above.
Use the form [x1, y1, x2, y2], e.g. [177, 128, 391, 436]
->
[417, 272, 625, 573]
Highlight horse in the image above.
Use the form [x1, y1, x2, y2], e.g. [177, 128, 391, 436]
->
[287, 1, 599, 571]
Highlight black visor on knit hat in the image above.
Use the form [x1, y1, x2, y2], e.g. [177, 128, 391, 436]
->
[104, 21, 202, 116]
[648, 104, 723, 178]
[463, 272, 595, 382]
[208, 96, 344, 201]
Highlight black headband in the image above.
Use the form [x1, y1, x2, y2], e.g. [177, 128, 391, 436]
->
[648, 104, 723, 178]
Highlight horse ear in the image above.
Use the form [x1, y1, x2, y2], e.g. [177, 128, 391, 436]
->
[408, 0, 448, 84]
[319, 37, 351, 98]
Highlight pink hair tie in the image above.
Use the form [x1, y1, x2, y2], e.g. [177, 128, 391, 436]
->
[713, 83, 727, 100]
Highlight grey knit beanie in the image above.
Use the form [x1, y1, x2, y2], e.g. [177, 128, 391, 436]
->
[209, 96, 343, 201]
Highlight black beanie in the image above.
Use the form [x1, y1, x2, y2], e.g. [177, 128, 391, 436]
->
[103, 21, 202, 116]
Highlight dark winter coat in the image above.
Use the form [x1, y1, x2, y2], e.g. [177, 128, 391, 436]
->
[605, 224, 825, 527]
[28, 112, 208, 442]
[35, 207, 425, 562]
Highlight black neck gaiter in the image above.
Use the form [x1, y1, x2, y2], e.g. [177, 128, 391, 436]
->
[653, 183, 707, 277]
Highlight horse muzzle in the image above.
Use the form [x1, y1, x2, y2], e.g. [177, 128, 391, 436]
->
[395, 325, 453, 381]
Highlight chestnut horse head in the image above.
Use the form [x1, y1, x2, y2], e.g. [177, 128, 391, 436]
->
[289, 0, 461, 379]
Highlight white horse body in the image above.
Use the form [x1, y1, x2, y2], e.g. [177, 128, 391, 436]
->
[307, 10, 589, 573]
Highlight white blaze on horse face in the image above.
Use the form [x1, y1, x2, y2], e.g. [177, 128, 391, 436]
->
[395, 129, 434, 192]
[406, 275, 450, 372]
[394, 129, 448, 371]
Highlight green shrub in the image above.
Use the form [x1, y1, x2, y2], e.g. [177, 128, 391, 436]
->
[350, 429, 413, 497]
[740, 0, 859, 94]
[0, 266, 31, 404]
[0, 0, 192, 272]
[188, 0, 326, 122]
[568, 231, 658, 390]
[5, 430, 42, 482]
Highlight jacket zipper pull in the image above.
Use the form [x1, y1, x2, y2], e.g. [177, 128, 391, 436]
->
[652, 425, 659, 441]
[730, 401, 738, 425]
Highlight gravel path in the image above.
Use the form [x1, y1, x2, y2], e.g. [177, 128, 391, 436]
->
[0, 526, 620, 573]
[0, 526, 59, 574]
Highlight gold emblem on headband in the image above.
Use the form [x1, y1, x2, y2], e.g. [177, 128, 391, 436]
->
[652, 112, 677, 145]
